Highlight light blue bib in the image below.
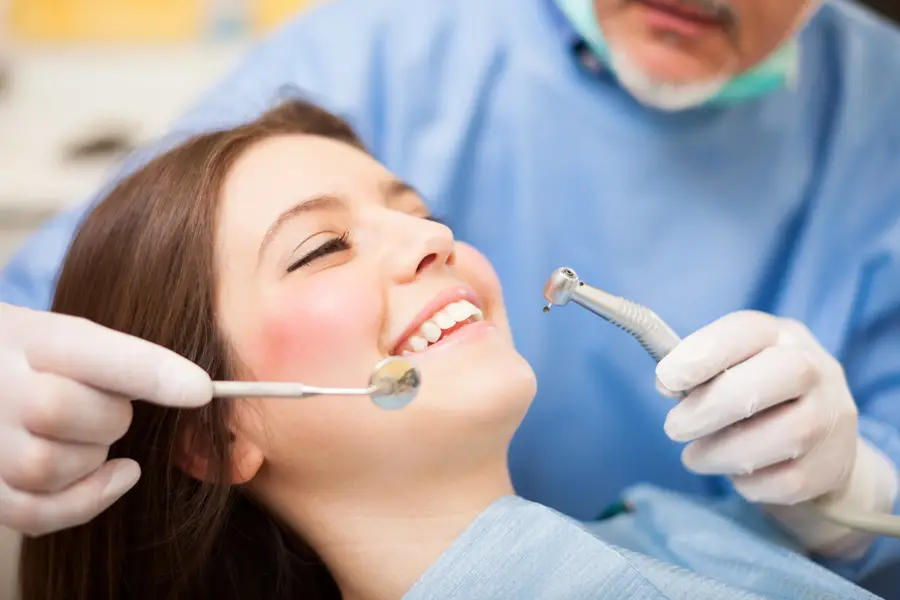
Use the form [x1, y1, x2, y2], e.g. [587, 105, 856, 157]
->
[554, 0, 799, 106]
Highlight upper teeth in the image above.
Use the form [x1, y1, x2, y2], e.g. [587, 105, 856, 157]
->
[401, 300, 484, 354]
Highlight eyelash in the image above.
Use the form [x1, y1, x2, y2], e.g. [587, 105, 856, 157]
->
[286, 216, 446, 273]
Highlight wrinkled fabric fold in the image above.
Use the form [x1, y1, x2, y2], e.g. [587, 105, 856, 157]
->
[406, 490, 880, 599]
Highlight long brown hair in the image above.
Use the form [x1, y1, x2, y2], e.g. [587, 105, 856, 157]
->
[19, 100, 366, 600]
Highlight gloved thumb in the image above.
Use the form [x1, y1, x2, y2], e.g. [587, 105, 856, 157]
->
[150, 353, 215, 408]
[19, 308, 213, 407]
[655, 377, 682, 400]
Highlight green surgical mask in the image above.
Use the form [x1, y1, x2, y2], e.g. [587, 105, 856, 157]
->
[554, 0, 800, 110]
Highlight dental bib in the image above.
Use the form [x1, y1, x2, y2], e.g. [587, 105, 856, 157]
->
[553, 0, 800, 110]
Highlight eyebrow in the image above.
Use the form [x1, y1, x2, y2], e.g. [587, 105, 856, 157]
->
[258, 194, 348, 261]
[383, 179, 420, 204]
[256, 179, 422, 263]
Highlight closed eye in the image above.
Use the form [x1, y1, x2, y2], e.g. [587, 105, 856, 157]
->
[286, 216, 447, 274]
[287, 230, 351, 273]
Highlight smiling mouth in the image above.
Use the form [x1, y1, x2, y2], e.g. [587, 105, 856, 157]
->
[393, 300, 484, 355]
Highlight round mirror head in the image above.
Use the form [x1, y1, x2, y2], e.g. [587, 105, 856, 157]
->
[368, 356, 421, 410]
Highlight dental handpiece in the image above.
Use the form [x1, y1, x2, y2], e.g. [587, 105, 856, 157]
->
[541, 266, 900, 539]
[211, 356, 421, 410]
[543, 267, 681, 363]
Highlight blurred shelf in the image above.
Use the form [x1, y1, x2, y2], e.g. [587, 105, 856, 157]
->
[0, 42, 251, 219]
[7, 0, 322, 41]
[9, 0, 203, 42]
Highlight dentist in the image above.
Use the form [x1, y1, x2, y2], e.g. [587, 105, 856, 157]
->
[1, 0, 899, 591]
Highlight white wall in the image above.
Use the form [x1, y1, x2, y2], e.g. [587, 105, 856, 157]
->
[0, 43, 248, 266]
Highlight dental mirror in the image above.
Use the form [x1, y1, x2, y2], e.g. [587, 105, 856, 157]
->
[367, 356, 421, 410]
[211, 356, 421, 410]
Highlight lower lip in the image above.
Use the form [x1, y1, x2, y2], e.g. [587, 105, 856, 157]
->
[636, 1, 723, 37]
[410, 319, 497, 357]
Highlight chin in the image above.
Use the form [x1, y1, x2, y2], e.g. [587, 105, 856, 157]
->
[465, 351, 537, 422]
[629, 42, 724, 84]
[342, 338, 535, 480]
[608, 25, 732, 84]
[416, 332, 537, 428]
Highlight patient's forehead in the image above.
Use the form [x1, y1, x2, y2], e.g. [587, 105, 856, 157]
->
[213, 134, 389, 266]
[221, 134, 389, 223]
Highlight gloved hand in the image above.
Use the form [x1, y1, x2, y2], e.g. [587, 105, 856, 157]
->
[0, 303, 212, 536]
[656, 310, 899, 558]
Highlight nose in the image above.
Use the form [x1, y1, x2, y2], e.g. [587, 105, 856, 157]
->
[389, 217, 455, 282]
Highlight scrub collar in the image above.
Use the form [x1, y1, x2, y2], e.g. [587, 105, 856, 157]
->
[552, 0, 802, 110]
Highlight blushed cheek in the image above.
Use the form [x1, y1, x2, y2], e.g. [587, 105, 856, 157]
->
[456, 243, 513, 340]
[243, 271, 384, 385]
[456, 243, 503, 305]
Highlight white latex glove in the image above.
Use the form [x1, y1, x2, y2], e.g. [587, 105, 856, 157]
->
[0, 303, 212, 536]
[656, 310, 899, 557]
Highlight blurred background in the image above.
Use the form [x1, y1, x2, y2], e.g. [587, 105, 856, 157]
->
[0, 0, 897, 267]
[0, 1, 898, 595]
[0, 0, 324, 271]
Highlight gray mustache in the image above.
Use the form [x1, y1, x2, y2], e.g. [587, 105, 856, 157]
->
[618, 0, 740, 43]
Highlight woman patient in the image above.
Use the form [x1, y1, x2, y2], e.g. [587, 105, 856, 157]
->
[19, 100, 880, 600]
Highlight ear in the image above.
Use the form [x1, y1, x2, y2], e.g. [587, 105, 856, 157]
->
[176, 419, 265, 485]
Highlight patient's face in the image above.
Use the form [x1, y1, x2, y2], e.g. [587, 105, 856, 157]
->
[214, 134, 535, 499]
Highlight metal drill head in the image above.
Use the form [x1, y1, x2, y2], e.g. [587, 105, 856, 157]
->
[543, 267, 581, 307]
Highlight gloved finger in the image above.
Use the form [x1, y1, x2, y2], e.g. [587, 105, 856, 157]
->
[680, 398, 830, 475]
[13, 306, 212, 408]
[656, 311, 780, 393]
[730, 447, 852, 505]
[21, 372, 133, 446]
[664, 345, 818, 442]
[655, 378, 683, 400]
[0, 458, 140, 537]
[0, 432, 111, 494]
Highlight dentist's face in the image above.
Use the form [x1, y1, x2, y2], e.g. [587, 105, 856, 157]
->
[213, 134, 535, 503]
[594, 0, 817, 84]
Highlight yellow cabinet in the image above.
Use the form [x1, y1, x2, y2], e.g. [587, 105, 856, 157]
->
[9, 0, 204, 41]
[252, 0, 314, 33]
[7, 0, 318, 41]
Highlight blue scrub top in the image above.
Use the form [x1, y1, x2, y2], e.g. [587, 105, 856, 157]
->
[2, 0, 900, 587]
